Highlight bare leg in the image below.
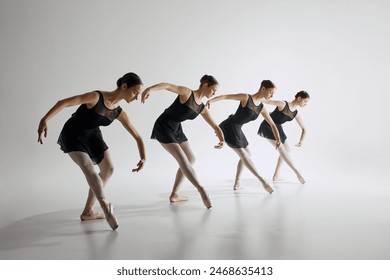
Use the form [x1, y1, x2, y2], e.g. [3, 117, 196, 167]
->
[232, 147, 273, 194]
[272, 156, 284, 181]
[233, 147, 252, 190]
[169, 141, 195, 202]
[273, 142, 288, 181]
[268, 140, 305, 184]
[161, 142, 211, 208]
[81, 150, 114, 219]
[69, 151, 118, 230]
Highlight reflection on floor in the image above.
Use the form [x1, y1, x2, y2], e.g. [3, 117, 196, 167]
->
[1, 176, 390, 260]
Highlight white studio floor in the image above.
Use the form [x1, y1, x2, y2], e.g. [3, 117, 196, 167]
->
[1, 170, 389, 260]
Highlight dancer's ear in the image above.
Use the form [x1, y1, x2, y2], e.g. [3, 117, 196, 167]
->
[121, 83, 128, 91]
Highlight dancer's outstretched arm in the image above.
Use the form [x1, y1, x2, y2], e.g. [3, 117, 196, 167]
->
[206, 93, 248, 108]
[294, 114, 306, 147]
[200, 107, 225, 149]
[37, 92, 99, 144]
[116, 110, 146, 172]
[262, 99, 285, 110]
[260, 107, 281, 149]
[141, 82, 191, 103]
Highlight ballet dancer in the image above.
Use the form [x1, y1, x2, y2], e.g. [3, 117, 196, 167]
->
[206, 80, 281, 193]
[37, 72, 146, 230]
[258, 90, 310, 183]
[141, 75, 224, 208]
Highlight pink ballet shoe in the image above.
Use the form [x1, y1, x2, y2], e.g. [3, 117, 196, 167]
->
[297, 174, 306, 184]
[169, 194, 189, 203]
[80, 211, 105, 221]
[202, 196, 212, 209]
[198, 188, 212, 209]
[103, 203, 119, 231]
[264, 184, 274, 194]
[233, 181, 244, 190]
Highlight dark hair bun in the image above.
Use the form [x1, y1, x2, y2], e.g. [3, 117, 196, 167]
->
[260, 80, 276, 89]
[116, 77, 123, 87]
[117, 72, 143, 88]
[295, 90, 310, 99]
[200, 74, 218, 86]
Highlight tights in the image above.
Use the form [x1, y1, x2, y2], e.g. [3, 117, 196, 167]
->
[267, 140, 305, 183]
[69, 150, 114, 214]
[161, 141, 210, 204]
[232, 147, 269, 188]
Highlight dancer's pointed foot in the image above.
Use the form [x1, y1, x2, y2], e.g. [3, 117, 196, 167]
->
[169, 194, 189, 203]
[80, 211, 105, 221]
[198, 187, 212, 209]
[297, 174, 306, 184]
[202, 196, 212, 209]
[233, 180, 244, 190]
[263, 182, 274, 194]
[103, 203, 118, 231]
[272, 174, 284, 181]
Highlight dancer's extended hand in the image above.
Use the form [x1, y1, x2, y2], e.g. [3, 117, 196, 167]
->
[295, 142, 303, 147]
[37, 120, 48, 144]
[141, 89, 150, 104]
[275, 140, 281, 149]
[132, 159, 145, 172]
[214, 141, 224, 149]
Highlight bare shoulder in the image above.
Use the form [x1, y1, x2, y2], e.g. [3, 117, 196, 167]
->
[82, 91, 100, 108]
[224, 93, 248, 101]
[85, 91, 100, 99]
[262, 99, 285, 107]
[162, 83, 191, 95]
[236, 93, 249, 99]
[59, 90, 99, 108]
[116, 109, 132, 125]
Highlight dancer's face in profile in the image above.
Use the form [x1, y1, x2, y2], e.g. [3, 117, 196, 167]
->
[205, 84, 219, 98]
[297, 97, 310, 107]
[124, 84, 143, 103]
[263, 87, 276, 99]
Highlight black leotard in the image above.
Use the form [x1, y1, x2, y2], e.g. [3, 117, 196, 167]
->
[258, 101, 297, 143]
[151, 92, 205, 143]
[219, 95, 263, 148]
[57, 91, 122, 164]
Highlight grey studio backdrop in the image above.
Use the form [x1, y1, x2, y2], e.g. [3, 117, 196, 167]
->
[1, 0, 390, 259]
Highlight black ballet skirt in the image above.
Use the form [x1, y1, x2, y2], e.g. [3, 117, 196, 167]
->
[258, 101, 297, 143]
[57, 91, 122, 164]
[219, 95, 263, 148]
[151, 92, 205, 143]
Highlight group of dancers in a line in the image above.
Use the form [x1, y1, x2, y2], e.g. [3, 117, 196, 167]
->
[37, 72, 310, 230]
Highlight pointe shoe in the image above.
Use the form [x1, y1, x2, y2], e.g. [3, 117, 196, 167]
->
[198, 188, 212, 209]
[233, 181, 244, 190]
[263, 183, 274, 194]
[202, 196, 212, 209]
[272, 174, 284, 181]
[80, 211, 105, 221]
[104, 203, 119, 231]
[297, 175, 306, 184]
[169, 194, 189, 203]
